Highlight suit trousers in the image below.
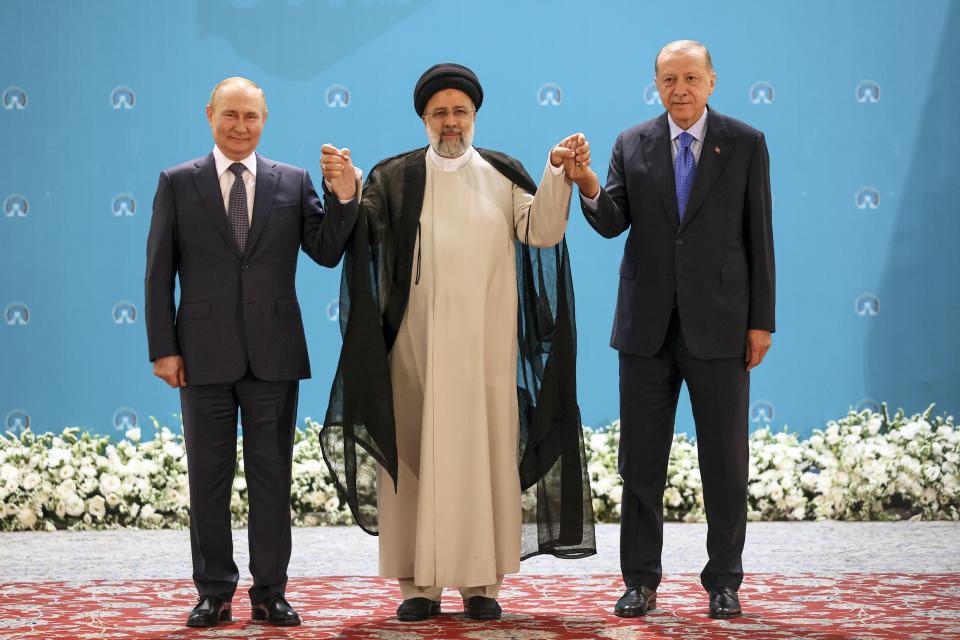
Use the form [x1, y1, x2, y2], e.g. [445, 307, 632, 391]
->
[618, 310, 749, 592]
[180, 369, 298, 604]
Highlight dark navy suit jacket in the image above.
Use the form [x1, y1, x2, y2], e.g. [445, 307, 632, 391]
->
[583, 108, 775, 359]
[145, 152, 357, 385]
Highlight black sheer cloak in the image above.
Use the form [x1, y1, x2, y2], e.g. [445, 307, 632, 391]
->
[321, 146, 595, 560]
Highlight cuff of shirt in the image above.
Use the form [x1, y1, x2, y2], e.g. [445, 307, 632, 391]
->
[580, 189, 600, 210]
[547, 151, 564, 177]
[325, 166, 363, 204]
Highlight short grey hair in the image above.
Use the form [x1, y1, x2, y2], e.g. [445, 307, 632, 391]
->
[655, 40, 714, 76]
[209, 76, 268, 114]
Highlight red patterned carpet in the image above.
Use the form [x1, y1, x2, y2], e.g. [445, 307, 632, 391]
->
[1, 574, 959, 639]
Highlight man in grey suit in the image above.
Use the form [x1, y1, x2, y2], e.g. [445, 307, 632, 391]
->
[567, 41, 775, 618]
[145, 77, 359, 627]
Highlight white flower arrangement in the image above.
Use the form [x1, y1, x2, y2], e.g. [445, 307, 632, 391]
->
[0, 405, 956, 531]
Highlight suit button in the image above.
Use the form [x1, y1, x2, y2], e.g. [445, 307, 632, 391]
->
[241, 265, 249, 270]
[676, 238, 684, 246]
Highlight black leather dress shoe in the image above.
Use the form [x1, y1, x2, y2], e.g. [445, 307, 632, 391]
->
[465, 596, 502, 620]
[186, 596, 231, 627]
[708, 587, 742, 619]
[396, 597, 441, 621]
[251, 595, 302, 626]
[614, 586, 657, 617]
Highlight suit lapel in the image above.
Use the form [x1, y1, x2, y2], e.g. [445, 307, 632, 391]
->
[192, 154, 242, 259]
[245, 155, 280, 257]
[679, 109, 733, 233]
[642, 114, 680, 230]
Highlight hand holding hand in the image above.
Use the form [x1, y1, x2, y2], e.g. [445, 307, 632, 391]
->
[551, 133, 600, 198]
[153, 355, 186, 388]
[320, 144, 357, 201]
[745, 329, 772, 371]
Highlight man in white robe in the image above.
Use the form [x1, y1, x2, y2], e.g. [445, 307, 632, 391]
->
[321, 63, 595, 621]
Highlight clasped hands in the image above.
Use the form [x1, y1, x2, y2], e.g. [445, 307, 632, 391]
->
[550, 133, 600, 199]
[320, 144, 357, 201]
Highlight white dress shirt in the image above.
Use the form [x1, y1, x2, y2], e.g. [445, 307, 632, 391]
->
[213, 145, 256, 224]
[581, 106, 710, 209]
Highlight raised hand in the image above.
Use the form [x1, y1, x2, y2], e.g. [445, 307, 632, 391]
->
[320, 144, 357, 201]
[550, 133, 600, 198]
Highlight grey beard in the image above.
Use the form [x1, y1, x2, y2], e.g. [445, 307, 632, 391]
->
[426, 125, 474, 158]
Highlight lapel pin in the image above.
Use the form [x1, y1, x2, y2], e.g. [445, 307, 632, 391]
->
[714, 146, 721, 154]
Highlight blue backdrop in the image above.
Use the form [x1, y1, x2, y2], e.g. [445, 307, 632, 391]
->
[2, 0, 958, 439]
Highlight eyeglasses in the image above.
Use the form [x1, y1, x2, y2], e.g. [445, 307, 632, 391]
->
[422, 107, 475, 123]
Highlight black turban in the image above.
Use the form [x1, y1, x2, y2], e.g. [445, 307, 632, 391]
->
[413, 63, 483, 116]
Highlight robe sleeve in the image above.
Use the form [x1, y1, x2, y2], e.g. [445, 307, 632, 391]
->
[513, 158, 572, 248]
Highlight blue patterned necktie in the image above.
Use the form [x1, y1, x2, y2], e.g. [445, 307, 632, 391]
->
[674, 131, 696, 222]
[227, 162, 249, 254]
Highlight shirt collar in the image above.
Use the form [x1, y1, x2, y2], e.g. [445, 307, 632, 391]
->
[213, 145, 258, 178]
[427, 145, 474, 172]
[667, 105, 709, 143]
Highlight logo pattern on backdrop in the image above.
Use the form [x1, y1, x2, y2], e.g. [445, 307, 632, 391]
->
[112, 301, 138, 324]
[325, 85, 350, 108]
[855, 187, 880, 210]
[4, 194, 28, 218]
[855, 293, 881, 317]
[110, 86, 136, 110]
[2, 86, 27, 110]
[750, 400, 775, 425]
[643, 82, 662, 106]
[537, 83, 562, 106]
[4, 303, 30, 326]
[5, 409, 30, 433]
[326, 298, 339, 322]
[749, 82, 775, 104]
[856, 80, 881, 103]
[112, 193, 136, 217]
[113, 407, 138, 432]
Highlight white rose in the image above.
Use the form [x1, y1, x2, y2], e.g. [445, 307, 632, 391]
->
[87, 495, 106, 519]
[899, 421, 920, 440]
[64, 494, 85, 517]
[56, 479, 78, 499]
[923, 465, 941, 482]
[99, 474, 122, 495]
[125, 427, 141, 442]
[163, 442, 184, 459]
[139, 504, 156, 521]
[17, 506, 37, 528]
[0, 464, 19, 484]
[105, 493, 121, 508]
[59, 465, 75, 480]
[21, 472, 41, 491]
[2, 503, 17, 517]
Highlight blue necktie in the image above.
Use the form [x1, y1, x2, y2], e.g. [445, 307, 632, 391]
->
[227, 162, 250, 254]
[675, 131, 696, 222]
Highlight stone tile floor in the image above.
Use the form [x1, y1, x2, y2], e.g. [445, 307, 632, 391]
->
[1, 522, 957, 582]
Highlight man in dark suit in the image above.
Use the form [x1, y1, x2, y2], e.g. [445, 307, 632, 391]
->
[145, 76, 359, 627]
[569, 41, 775, 619]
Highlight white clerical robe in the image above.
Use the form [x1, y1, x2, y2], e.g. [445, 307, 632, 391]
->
[377, 146, 572, 594]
